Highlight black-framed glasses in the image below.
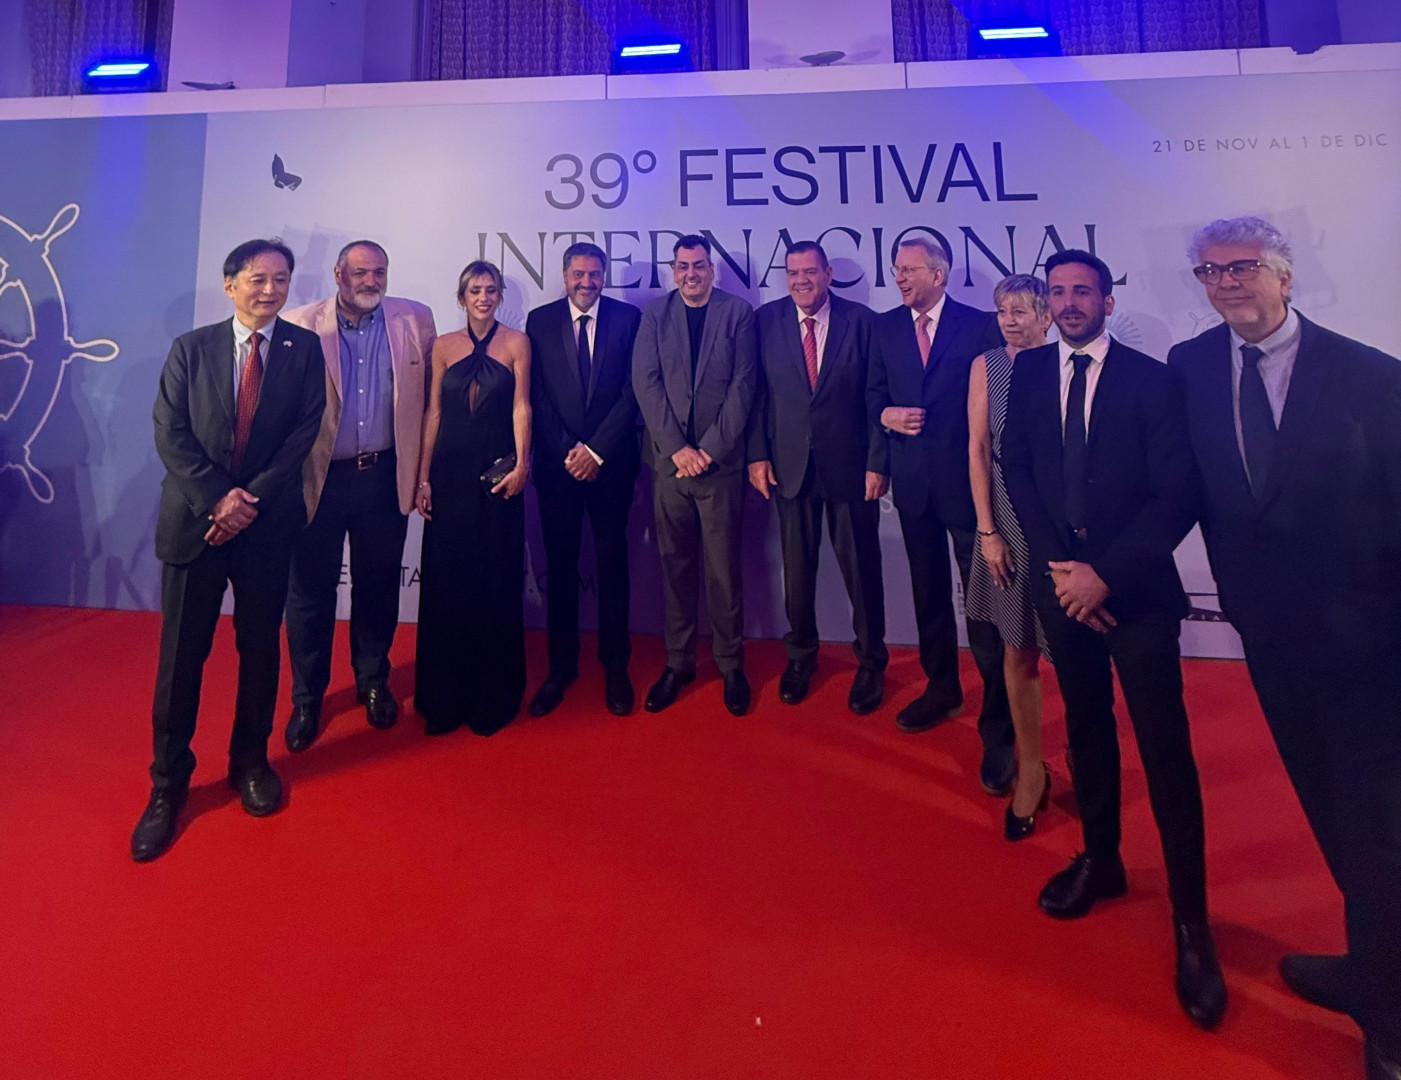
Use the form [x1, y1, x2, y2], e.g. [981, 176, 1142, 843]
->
[1192, 259, 1266, 284]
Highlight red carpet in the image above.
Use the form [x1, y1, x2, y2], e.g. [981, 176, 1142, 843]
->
[0, 604, 1362, 1079]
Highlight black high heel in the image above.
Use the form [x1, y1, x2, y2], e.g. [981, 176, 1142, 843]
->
[1004, 763, 1051, 842]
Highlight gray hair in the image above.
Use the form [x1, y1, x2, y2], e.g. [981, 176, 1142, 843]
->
[897, 236, 951, 275]
[1188, 216, 1293, 275]
[992, 273, 1049, 316]
[336, 239, 388, 270]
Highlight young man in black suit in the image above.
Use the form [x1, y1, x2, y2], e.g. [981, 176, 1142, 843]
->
[526, 242, 643, 717]
[747, 240, 888, 713]
[1170, 217, 1401, 1076]
[1001, 249, 1225, 1029]
[867, 236, 1015, 794]
[131, 238, 327, 862]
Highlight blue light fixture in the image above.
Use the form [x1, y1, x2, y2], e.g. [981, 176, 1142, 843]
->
[978, 27, 1051, 41]
[82, 57, 158, 92]
[613, 39, 690, 75]
[970, 23, 1061, 59]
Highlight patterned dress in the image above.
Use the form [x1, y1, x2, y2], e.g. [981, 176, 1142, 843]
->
[965, 346, 1048, 656]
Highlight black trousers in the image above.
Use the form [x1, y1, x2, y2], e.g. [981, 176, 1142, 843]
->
[149, 536, 293, 790]
[652, 466, 745, 674]
[897, 501, 1012, 751]
[1242, 634, 1401, 1040]
[537, 471, 635, 677]
[776, 464, 886, 673]
[285, 452, 409, 706]
[1035, 583, 1208, 923]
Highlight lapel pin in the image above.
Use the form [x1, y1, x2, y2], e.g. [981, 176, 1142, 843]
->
[282, 340, 292, 347]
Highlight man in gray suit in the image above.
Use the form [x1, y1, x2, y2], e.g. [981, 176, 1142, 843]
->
[633, 234, 758, 716]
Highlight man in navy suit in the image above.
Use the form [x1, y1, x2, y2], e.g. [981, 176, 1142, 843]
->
[868, 236, 1014, 794]
[526, 242, 643, 718]
[747, 240, 888, 713]
[131, 238, 326, 862]
[1002, 249, 1225, 1030]
[1169, 217, 1401, 1076]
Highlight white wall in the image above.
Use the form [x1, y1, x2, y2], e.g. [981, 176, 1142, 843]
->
[747, 0, 894, 69]
[168, 0, 295, 90]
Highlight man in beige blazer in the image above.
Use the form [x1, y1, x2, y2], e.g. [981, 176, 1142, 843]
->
[280, 240, 436, 750]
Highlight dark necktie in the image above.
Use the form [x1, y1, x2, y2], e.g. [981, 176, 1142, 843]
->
[576, 314, 592, 402]
[231, 331, 263, 474]
[1239, 344, 1276, 499]
[1063, 351, 1090, 531]
[802, 317, 819, 391]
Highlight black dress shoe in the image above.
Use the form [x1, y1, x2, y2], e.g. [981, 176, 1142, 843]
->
[723, 670, 752, 717]
[528, 671, 576, 717]
[778, 661, 812, 705]
[284, 700, 322, 752]
[131, 785, 187, 862]
[605, 668, 635, 716]
[848, 668, 884, 715]
[895, 688, 962, 733]
[359, 684, 399, 729]
[644, 667, 694, 713]
[980, 742, 1016, 796]
[1279, 953, 1358, 1014]
[227, 760, 283, 817]
[1367, 1036, 1401, 1080]
[1038, 851, 1128, 919]
[1004, 762, 1051, 842]
[1175, 919, 1228, 1030]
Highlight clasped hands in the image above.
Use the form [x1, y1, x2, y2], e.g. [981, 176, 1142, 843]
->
[205, 487, 259, 545]
[671, 445, 712, 478]
[564, 442, 601, 482]
[1049, 560, 1117, 633]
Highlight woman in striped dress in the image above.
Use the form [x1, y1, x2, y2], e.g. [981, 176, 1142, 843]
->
[965, 275, 1053, 840]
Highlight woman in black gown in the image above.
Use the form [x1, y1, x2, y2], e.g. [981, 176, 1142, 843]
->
[414, 261, 532, 735]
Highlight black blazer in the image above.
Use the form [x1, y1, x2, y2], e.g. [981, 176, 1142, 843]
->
[526, 295, 642, 492]
[1001, 338, 1198, 620]
[1168, 314, 1401, 665]
[152, 317, 326, 566]
[867, 295, 1002, 523]
[746, 293, 888, 502]
[632, 287, 758, 475]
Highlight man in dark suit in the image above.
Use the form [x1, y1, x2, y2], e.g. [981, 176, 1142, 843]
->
[868, 236, 1015, 794]
[747, 240, 888, 713]
[1001, 249, 1225, 1029]
[632, 234, 758, 717]
[131, 238, 326, 862]
[1169, 216, 1401, 1075]
[526, 242, 643, 717]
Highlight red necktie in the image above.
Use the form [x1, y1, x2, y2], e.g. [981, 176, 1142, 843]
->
[916, 314, 932, 368]
[802, 317, 819, 391]
[231, 330, 263, 473]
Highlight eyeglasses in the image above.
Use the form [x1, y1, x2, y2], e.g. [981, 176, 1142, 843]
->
[891, 264, 937, 279]
[1192, 259, 1266, 284]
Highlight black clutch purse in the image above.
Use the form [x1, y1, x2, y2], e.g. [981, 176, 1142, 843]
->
[480, 452, 517, 496]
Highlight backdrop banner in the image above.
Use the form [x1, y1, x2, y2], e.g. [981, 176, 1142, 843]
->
[2, 69, 1398, 658]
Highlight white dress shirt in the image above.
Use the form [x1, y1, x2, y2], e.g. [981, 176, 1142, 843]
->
[1058, 329, 1111, 434]
[910, 292, 947, 342]
[231, 315, 275, 400]
[796, 296, 831, 371]
[567, 299, 604, 465]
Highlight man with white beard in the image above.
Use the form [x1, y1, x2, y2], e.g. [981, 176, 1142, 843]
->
[282, 240, 437, 750]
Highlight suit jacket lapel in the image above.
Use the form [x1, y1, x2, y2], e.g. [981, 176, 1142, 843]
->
[1086, 340, 1120, 450]
[693, 294, 721, 388]
[383, 297, 405, 406]
[555, 302, 586, 427]
[214, 319, 237, 429]
[1257, 314, 1327, 509]
[586, 300, 607, 405]
[1197, 325, 1254, 507]
[314, 300, 343, 405]
[1038, 348, 1067, 531]
[813, 299, 848, 400]
[923, 299, 957, 380]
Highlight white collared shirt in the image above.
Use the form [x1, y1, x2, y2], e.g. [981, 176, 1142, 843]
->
[796, 296, 832, 371]
[910, 292, 947, 343]
[1058, 329, 1111, 434]
[232, 315, 275, 400]
[568, 298, 599, 355]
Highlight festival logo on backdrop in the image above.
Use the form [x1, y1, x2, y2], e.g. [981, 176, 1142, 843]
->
[0, 204, 119, 503]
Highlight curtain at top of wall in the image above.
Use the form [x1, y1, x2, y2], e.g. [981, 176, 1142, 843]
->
[893, 0, 1265, 61]
[427, 0, 723, 80]
[27, 0, 174, 96]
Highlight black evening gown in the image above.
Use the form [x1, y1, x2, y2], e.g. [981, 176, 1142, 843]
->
[414, 323, 526, 735]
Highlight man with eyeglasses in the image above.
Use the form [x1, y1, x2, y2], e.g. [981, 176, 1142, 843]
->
[868, 236, 1015, 796]
[1169, 216, 1401, 1078]
[633, 234, 758, 717]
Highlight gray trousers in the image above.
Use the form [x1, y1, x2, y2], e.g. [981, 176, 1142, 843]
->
[652, 466, 745, 673]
